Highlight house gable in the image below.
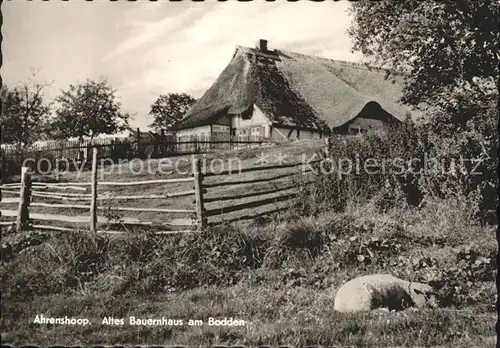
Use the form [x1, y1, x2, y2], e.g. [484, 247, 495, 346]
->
[231, 104, 272, 129]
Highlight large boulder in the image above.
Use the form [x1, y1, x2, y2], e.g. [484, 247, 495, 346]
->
[333, 274, 437, 313]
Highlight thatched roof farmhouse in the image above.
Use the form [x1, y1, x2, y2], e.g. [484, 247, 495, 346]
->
[174, 40, 419, 143]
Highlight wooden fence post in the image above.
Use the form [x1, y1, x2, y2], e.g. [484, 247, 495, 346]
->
[90, 147, 98, 232]
[193, 158, 206, 230]
[136, 127, 141, 158]
[16, 166, 32, 232]
[160, 129, 165, 157]
[324, 137, 330, 158]
[110, 139, 115, 161]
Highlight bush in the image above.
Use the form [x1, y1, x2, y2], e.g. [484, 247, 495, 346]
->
[408, 245, 497, 308]
[109, 226, 269, 295]
[1, 231, 110, 300]
[300, 118, 429, 215]
[2, 156, 22, 179]
[263, 220, 325, 269]
[1, 230, 50, 262]
[302, 93, 497, 224]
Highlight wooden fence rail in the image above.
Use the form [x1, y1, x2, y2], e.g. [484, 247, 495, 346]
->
[206, 206, 291, 226]
[203, 183, 300, 203]
[27, 202, 195, 214]
[203, 170, 311, 189]
[205, 193, 298, 217]
[202, 159, 320, 178]
[0, 177, 194, 188]
[2, 210, 194, 227]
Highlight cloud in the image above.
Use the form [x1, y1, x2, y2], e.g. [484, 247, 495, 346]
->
[103, 5, 207, 61]
[103, 1, 361, 129]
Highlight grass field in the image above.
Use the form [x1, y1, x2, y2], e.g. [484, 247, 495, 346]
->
[1, 140, 496, 346]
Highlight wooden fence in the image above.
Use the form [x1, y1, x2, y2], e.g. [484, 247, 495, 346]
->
[200, 160, 319, 226]
[1, 141, 328, 234]
[2, 128, 265, 178]
[1, 149, 200, 234]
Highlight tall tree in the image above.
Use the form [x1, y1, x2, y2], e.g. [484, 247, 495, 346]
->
[0, 72, 52, 147]
[148, 93, 196, 132]
[348, 1, 498, 215]
[52, 78, 131, 143]
[348, 1, 498, 107]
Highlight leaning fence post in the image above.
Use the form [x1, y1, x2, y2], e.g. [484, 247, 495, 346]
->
[90, 147, 98, 232]
[16, 166, 32, 232]
[193, 158, 206, 230]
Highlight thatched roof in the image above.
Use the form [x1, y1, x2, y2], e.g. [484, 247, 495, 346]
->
[174, 44, 421, 131]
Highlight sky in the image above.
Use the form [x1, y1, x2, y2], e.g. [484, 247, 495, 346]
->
[2, 0, 364, 131]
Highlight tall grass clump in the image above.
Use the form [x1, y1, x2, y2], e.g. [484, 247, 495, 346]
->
[102, 225, 270, 295]
[1, 231, 111, 300]
[263, 219, 325, 268]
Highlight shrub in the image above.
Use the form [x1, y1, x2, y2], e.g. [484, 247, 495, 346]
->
[1, 231, 111, 300]
[1, 230, 49, 262]
[302, 119, 429, 215]
[263, 220, 325, 269]
[110, 225, 269, 295]
[408, 245, 497, 308]
[301, 93, 497, 224]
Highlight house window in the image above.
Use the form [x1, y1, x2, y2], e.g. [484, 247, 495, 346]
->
[250, 127, 261, 141]
[348, 126, 366, 135]
[198, 132, 210, 143]
[237, 129, 248, 142]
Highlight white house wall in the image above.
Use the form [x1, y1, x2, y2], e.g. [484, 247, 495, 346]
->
[176, 103, 326, 144]
[300, 130, 313, 140]
[271, 127, 324, 142]
[301, 130, 323, 140]
[176, 125, 212, 151]
[232, 104, 272, 137]
[211, 125, 231, 141]
[271, 127, 291, 142]
[176, 125, 211, 139]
